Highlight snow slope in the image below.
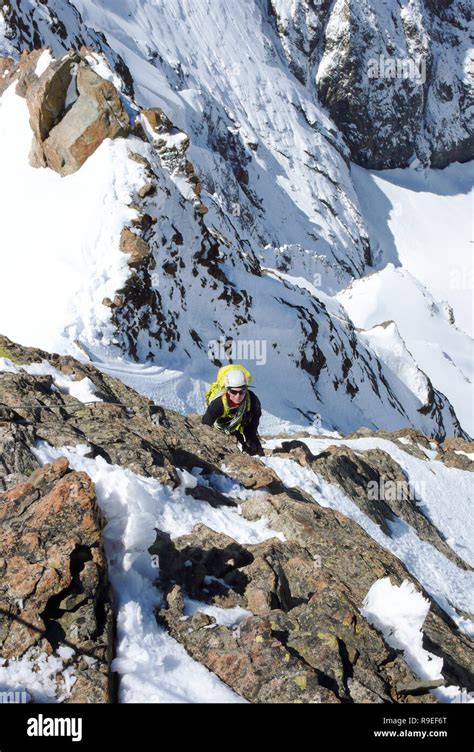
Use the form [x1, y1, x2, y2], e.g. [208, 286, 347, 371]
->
[0, 0, 372, 290]
[0, 84, 141, 355]
[349, 162, 473, 336]
[1, 66, 466, 440]
[0, 3, 471, 439]
[340, 163, 473, 436]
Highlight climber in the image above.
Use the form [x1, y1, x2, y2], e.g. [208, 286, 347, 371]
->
[202, 365, 264, 456]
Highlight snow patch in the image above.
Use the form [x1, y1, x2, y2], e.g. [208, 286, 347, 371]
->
[361, 578, 474, 704]
[0, 647, 76, 703]
[0, 358, 101, 403]
[34, 49, 54, 77]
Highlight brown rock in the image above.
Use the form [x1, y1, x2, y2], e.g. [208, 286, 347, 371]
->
[438, 437, 474, 470]
[142, 107, 173, 132]
[18, 49, 130, 175]
[195, 202, 209, 215]
[137, 181, 156, 198]
[0, 458, 113, 703]
[42, 62, 130, 175]
[119, 227, 150, 267]
[222, 453, 278, 489]
[15, 48, 45, 98]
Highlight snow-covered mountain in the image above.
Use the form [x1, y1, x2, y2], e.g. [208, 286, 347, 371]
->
[0, 1, 473, 710]
[0, 0, 472, 441]
[303, 0, 473, 169]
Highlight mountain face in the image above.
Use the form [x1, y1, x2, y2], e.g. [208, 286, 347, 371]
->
[0, 1, 472, 707]
[1, 336, 473, 704]
[0, 0, 471, 440]
[0, 44, 467, 441]
[272, 0, 473, 169]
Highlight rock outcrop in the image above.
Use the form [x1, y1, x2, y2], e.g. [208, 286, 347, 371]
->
[0, 457, 113, 703]
[13, 48, 129, 175]
[272, 438, 470, 568]
[0, 54, 16, 95]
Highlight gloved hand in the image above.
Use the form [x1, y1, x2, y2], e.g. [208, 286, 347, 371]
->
[243, 437, 265, 456]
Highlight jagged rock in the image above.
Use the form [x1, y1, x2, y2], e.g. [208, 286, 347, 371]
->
[237, 489, 473, 694]
[221, 452, 279, 489]
[16, 49, 129, 175]
[137, 181, 156, 198]
[0, 420, 39, 491]
[131, 213, 156, 232]
[154, 522, 438, 703]
[160, 606, 337, 703]
[142, 107, 174, 133]
[270, 0, 473, 169]
[119, 227, 151, 267]
[195, 202, 209, 215]
[21, 51, 81, 168]
[15, 48, 45, 98]
[42, 61, 130, 175]
[438, 437, 474, 470]
[273, 440, 470, 568]
[348, 426, 434, 451]
[0, 458, 113, 702]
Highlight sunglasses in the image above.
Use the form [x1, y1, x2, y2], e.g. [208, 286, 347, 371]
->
[227, 387, 247, 395]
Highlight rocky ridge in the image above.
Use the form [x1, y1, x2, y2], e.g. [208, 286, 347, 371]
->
[0, 336, 472, 703]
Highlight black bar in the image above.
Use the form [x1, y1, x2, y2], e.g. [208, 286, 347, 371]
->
[0, 702, 471, 750]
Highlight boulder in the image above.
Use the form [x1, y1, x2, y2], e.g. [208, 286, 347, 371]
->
[42, 62, 130, 175]
[0, 458, 113, 702]
[119, 227, 151, 267]
[16, 49, 130, 175]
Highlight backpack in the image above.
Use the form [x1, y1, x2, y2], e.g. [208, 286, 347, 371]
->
[205, 364, 252, 405]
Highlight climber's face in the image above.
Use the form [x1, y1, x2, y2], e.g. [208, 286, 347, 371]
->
[227, 386, 246, 403]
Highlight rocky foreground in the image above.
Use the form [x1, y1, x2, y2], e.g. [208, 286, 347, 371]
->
[0, 335, 472, 703]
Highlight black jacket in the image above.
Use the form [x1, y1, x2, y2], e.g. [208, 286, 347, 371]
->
[202, 390, 261, 441]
